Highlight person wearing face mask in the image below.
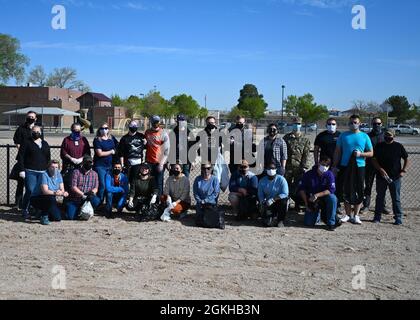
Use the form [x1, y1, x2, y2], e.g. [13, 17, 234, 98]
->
[228, 160, 258, 220]
[170, 115, 195, 178]
[118, 120, 147, 184]
[93, 122, 119, 204]
[30, 160, 68, 225]
[314, 118, 341, 165]
[60, 123, 91, 190]
[261, 124, 287, 176]
[161, 163, 191, 219]
[258, 162, 289, 227]
[332, 115, 373, 225]
[127, 163, 159, 218]
[104, 162, 129, 219]
[145, 115, 170, 196]
[193, 162, 221, 226]
[298, 156, 341, 231]
[17, 125, 51, 220]
[283, 117, 311, 211]
[12, 111, 44, 209]
[372, 130, 409, 225]
[228, 116, 255, 174]
[196, 116, 223, 165]
[66, 155, 100, 220]
[361, 117, 387, 213]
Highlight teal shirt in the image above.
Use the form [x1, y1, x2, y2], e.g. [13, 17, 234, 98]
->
[32, 171, 63, 197]
[337, 131, 373, 167]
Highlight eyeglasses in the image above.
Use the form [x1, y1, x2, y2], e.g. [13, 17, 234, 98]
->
[203, 167, 212, 170]
[100, 127, 109, 130]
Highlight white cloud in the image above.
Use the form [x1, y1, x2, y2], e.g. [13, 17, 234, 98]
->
[280, 0, 357, 9]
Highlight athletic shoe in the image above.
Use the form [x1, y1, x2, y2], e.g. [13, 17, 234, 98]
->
[327, 225, 336, 231]
[40, 216, 50, 226]
[22, 210, 30, 220]
[277, 221, 285, 228]
[340, 215, 350, 223]
[372, 215, 381, 223]
[394, 219, 402, 226]
[353, 215, 362, 225]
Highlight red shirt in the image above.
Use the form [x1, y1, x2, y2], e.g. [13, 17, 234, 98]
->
[60, 136, 91, 167]
[145, 128, 169, 164]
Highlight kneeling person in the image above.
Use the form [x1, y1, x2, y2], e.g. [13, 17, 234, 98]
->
[298, 156, 339, 231]
[258, 162, 289, 227]
[105, 162, 129, 219]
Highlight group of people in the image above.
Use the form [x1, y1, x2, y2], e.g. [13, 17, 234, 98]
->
[12, 110, 409, 229]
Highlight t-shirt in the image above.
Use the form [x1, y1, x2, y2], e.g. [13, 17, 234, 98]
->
[145, 128, 170, 164]
[32, 171, 63, 197]
[93, 137, 116, 168]
[374, 142, 408, 180]
[337, 131, 373, 167]
[314, 130, 341, 161]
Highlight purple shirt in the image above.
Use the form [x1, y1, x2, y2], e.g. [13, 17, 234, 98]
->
[298, 166, 336, 195]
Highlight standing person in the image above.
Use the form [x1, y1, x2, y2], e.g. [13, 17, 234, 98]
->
[196, 116, 223, 165]
[145, 115, 170, 196]
[228, 116, 255, 174]
[66, 155, 100, 220]
[31, 160, 68, 225]
[193, 162, 221, 223]
[283, 117, 311, 209]
[105, 162, 129, 219]
[372, 130, 409, 225]
[261, 124, 287, 176]
[93, 122, 119, 203]
[171, 115, 195, 178]
[298, 156, 340, 231]
[12, 111, 43, 208]
[361, 117, 386, 212]
[314, 118, 341, 165]
[258, 162, 289, 227]
[228, 160, 258, 220]
[17, 126, 51, 220]
[118, 120, 147, 183]
[60, 123, 91, 190]
[332, 115, 373, 225]
[161, 163, 191, 219]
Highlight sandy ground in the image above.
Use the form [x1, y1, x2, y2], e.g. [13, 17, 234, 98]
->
[0, 206, 418, 300]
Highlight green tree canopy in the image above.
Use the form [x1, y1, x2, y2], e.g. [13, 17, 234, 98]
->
[142, 91, 170, 118]
[45, 67, 90, 91]
[171, 94, 201, 119]
[0, 33, 29, 84]
[285, 93, 329, 124]
[110, 94, 124, 106]
[235, 84, 268, 120]
[386, 95, 416, 123]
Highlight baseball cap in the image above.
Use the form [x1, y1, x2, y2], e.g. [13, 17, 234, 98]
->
[151, 115, 161, 123]
[177, 114, 186, 122]
[129, 120, 139, 128]
[384, 129, 395, 137]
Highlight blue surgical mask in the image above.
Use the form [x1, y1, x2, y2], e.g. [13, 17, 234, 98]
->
[71, 131, 81, 141]
[293, 124, 302, 132]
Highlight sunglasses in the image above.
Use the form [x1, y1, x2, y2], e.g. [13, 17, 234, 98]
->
[203, 167, 212, 170]
[327, 123, 337, 126]
[100, 127, 109, 130]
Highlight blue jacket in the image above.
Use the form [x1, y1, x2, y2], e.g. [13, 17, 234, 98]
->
[193, 175, 220, 205]
[258, 175, 289, 203]
[229, 171, 258, 196]
[105, 173, 129, 196]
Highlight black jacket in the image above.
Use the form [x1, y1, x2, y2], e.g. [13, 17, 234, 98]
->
[17, 138, 51, 172]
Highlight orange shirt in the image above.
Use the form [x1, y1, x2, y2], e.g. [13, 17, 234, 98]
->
[145, 128, 169, 164]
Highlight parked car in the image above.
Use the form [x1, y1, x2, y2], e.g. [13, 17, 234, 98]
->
[388, 124, 420, 135]
[360, 123, 372, 133]
[219, 122, 232, 130]
[303, 123, 318, 132]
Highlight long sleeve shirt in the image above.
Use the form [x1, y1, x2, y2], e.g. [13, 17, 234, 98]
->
[229, 171, 258, 196]
[193, 175, 220, 205]
[163, 175, 191, 203]
[258, 175, 289, 203]
[262, 136, 288, 168]
[129, 177, 159, 199]
[17, 138, 51, 172]
[297, 166, 336, 196]
[60, 135, 91, 168]
[105, 173, 129, 196]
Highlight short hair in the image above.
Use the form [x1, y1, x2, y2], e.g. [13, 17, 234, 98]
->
[371, 117, 382, 124]
[27, 111, 37, 117]
[201, 161, 213, 168]
[265, 161, 277, 169]
[113, 161, 122, 167]
[235, 115, 245, 121]
[206, 116, 216, 122]
[32, 125, 42, 131]
[71, 123, 81, 130]
[326, 117, 336, 123]
[350, 114, 361, 121]
[47, 160, 60, 167]
[267, 123, 278, 129]
[319, 155, 332, 165]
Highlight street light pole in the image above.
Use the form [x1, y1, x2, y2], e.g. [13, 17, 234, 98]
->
[281, 85, 285, 122]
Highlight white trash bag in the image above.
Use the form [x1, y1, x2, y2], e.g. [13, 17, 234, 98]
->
[79, 201, 94, 221]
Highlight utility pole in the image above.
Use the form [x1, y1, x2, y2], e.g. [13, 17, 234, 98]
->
[281, 85, 285, 122]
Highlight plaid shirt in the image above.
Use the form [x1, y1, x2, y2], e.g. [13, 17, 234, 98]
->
[69, 169, 99, 201]
[263, 136, 288, 167]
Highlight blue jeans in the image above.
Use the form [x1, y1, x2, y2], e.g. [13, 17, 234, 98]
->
[94, 166, 111, 202]
[304, 194, 337, 227]
[66, 196, 101, 220]
[375, 176, 403, 221]
[22, 170, 45, 211]
[31, 195, 62, 221]
[106, 192, 126, 213]
[150, 163, 164, 196]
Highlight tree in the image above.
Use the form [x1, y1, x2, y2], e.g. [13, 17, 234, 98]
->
[171, 94, 201, 118]
[285, 93, 329, 126]
[27, 65, 47, 86]
[198, 107, 208, 119]
[142, 91, 169, 118]
[0, 33, 29, 84]
[235, 84, 268, 121]
[46, 67, 89, 91]
[386, 95, 415, 123]
[110, 94, 124, 106]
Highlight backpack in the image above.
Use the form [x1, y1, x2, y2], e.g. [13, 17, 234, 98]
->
[196, 205, 225, 229]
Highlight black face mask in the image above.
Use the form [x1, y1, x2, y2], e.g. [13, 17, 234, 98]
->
[129, 127, 138, 134]
[206, 124, 216, 131]
[236, 123, 244, 130]
[140, 171, 149, 177]
[32, 132, 41, 140]
[372, 124, 382, 133]
[172, 170, 181, 177]
[269, 129, 277, 136]
[26, 118, 35, 125]
[239, 169, 247, 175]
[113, 169, 122, 175]
[83, 163, 93, 171]
[385, 137, 394, 143]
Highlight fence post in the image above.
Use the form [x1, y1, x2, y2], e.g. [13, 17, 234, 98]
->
[6, 144, 10, 206]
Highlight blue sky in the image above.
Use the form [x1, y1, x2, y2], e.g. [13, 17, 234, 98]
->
[1, 0, 419, 111]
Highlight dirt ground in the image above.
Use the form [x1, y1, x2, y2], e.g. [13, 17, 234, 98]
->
[0, 206, 418, 300]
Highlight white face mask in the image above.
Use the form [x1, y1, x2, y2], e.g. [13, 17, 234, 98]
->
[267, 169, 277, 177]
[319, 165, 329, 174]
[327, 125, 337, 133]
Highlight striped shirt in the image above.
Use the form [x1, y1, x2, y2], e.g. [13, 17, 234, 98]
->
[69, 169, 99, 201]
[263, 136, 288, 168]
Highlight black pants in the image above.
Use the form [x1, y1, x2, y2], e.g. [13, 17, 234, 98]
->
[335, 166, 346, 204]
[31, 195, 62, 221]
[15, 178, 24, 207]
[363, 163, 379, 207]
[264, 198, 288, 222]
[128, 164, 141, 184]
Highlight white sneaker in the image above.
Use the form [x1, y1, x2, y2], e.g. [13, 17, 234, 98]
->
[340, 215, 350, 223]
[353, 215, 362, 225]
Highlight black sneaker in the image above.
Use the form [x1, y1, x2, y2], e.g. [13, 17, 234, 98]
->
[327, 225, 336, 231]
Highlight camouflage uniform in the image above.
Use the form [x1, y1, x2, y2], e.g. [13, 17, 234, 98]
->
[283, 130, 311, 201]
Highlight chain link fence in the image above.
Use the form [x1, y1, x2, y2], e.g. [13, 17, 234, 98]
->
[0, 145, 419, 210]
